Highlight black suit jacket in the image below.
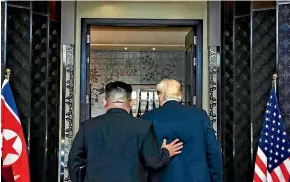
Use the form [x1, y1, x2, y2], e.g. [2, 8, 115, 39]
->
[68, 108, 170, 182]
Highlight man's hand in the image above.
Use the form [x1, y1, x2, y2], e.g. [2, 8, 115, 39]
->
[161, 139, 183, 157]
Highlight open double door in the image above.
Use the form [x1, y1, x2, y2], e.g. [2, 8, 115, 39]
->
[80, 21, 203, 122]
[184, 27, 200, 107]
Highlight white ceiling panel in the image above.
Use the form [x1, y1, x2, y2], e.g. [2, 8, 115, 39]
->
[90, 26, 191, 51]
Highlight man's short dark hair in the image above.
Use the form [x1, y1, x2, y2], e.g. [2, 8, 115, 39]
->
[105, 81, 132, 103]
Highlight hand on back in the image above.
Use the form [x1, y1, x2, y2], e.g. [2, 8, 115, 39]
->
[161, 139, 183, 157]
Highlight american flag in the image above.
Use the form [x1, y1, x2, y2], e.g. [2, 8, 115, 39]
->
[253, 88, 290, 182]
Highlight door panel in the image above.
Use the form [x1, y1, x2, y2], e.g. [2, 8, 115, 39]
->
[80, 22, 91, 122]
[87, 26, 92, 119]
[6, 2, 61, 181]
[184, 28, 197, 106]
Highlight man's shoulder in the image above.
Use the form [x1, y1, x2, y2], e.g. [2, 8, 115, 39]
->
[164, 104, 209, 120]
[184, 105, 208, 116]
[141, 108, 160, 120]
[82, 114, 152, 132]
[141, 110, 154, 118]
[81, 114, 107, 127]
[131, 116, 152, 128]
[151, 105, 168, 115]
[188, 107, 210, 121]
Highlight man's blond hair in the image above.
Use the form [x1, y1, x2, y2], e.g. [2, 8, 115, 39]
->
[157, 79, 182, 101]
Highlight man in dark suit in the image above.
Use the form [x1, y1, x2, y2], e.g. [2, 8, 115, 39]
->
[68, 81, 183, 182]
[142, 79, 222, 182]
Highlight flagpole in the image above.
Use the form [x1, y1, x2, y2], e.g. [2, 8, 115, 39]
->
[272, 73, 278, 92]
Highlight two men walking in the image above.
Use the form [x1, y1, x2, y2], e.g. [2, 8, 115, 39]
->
[68, 80, 222, 182]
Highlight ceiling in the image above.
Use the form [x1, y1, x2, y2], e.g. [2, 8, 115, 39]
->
[85, 0, 200, 1]
[90, 26, 191, 51]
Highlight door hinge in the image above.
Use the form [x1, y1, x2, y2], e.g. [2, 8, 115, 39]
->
[87, 34, 90, 44]
[86, 95, 90, 104]
[193, 36, 197, 45]
[193, 58, 197, 66]
[86, 57, 90, 64]
[193, 96, 197, 105]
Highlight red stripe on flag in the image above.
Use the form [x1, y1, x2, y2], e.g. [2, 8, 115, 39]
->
[253, 172, 263, 182]
[280, 162, 289, 181]
[270, 170, 280, 182]
[255, 155, 267, 175]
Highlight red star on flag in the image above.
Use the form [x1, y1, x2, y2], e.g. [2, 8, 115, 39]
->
[2, 136, 19, 159]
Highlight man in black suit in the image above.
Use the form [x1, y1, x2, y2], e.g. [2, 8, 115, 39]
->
[68, 81, 183, 182]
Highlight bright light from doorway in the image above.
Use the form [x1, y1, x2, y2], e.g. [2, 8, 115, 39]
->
[124, 47, 127, 50]
[152, 47, 155, 51]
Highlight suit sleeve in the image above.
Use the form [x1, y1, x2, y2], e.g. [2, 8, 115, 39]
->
[68, 123, 87, 182]
[140, 125, 170, 170]
[202, 111, 222, 182]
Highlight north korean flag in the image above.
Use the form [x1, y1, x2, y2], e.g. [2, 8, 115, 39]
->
[1, 79, 30, 182]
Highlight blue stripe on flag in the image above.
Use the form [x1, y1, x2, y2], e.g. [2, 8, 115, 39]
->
[1, 80, 19, 117]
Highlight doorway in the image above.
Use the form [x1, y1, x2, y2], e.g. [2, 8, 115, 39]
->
[80, 19, 203, 122]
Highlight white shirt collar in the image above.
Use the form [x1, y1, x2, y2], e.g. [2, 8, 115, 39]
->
[163, 99, 179, 105]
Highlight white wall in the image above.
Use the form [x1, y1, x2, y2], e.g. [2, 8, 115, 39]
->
[61, 1, 76, 45]
[74, 1, 208, 132]
[208, 1, 221, 46]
